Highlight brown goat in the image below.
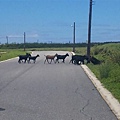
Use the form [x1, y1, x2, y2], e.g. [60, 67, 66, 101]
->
[44, 53, 57, 64]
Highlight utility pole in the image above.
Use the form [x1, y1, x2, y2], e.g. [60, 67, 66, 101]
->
[73, 22, 76, 52]
[24, 32, 26, 51]
[87, 0, 94, 60]
[6, 36, 8, 44]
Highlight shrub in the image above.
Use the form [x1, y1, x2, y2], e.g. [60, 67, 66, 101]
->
[92, 45, 100, 55]
[99, 61, 111, 79]
[109, 64, 120, 82]
[109, 51, 120, 65]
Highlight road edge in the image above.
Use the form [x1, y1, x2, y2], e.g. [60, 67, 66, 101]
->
[0, 57, 18, 63]
[81, 64, 120, 120]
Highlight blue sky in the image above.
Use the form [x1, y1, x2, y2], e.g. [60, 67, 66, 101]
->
[0, 0, 120, 44]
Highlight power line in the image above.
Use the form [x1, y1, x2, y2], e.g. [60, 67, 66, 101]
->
[24, 32, 26, 51]
[6, 36, 8, 44]
[71, 22, 76, 52]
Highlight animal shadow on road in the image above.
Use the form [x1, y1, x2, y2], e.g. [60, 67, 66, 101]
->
[0, 108, 5, 111]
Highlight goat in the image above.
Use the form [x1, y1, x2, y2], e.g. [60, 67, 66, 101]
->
[28, 54, 40, 63]
[44, 54, 57, 64]
[69, 55, 88, 65]
[56, 53, 69, 63]
[89, 56, 101, 65]
[18, 53, 31, 63]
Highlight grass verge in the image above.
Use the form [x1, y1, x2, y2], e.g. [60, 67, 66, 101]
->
[0, 49, 27, 61]
[86, 43, 120, 102]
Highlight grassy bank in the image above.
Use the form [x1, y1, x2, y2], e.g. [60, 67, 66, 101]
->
[86, 43, 120, 102]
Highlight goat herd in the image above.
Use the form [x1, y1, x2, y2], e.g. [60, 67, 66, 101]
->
[18, 52, 90, 65]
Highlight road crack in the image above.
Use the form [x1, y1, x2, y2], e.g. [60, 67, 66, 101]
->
[80, 100, 93, 120]
[75, 87, 93, 120]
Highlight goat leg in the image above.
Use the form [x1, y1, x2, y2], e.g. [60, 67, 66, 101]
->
[49, 59, 52, 64]
[44, 59, 46, 64]
[53, 59, 56, 63]
[56, 59, 59, 63]
[18, 59, 21, 63]
[69, 59, 72, 64]
[47, 59, 50, 64]
[27, 59, 30, 63]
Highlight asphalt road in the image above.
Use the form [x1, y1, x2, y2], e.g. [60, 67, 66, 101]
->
[0, 51, 117, 120]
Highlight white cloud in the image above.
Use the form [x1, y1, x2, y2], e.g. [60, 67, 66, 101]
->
[27, 34, 39, 38]
[8, 33, 39, 38]
[8, 35, 23, 38]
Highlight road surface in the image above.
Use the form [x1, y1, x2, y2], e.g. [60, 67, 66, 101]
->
[0, 51, 117, 120]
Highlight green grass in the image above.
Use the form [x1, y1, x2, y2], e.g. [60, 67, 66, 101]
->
[87, 62, 120, 102]
[87, 43, 120, 102]
[0, 49, 27, 61]
[101, 79, 120, 101]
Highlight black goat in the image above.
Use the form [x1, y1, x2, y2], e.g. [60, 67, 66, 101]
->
[89, 56, 101, 65]
[28, 54, 39, 63]
[56, 53, 69, 63]
[18, 53, 31, 63]
[69, 55, 88, 65]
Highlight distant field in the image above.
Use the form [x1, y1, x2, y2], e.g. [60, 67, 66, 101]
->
[0, 43, 120, 102]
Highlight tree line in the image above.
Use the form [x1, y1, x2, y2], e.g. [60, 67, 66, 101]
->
[0, 42, 119, 49]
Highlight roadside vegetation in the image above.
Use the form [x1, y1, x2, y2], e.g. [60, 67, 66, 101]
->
[86, 43, 120, 102]
[0, 49, 27, 61]
[0, 49, 24, 61]
[0, 42, 120, 102]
